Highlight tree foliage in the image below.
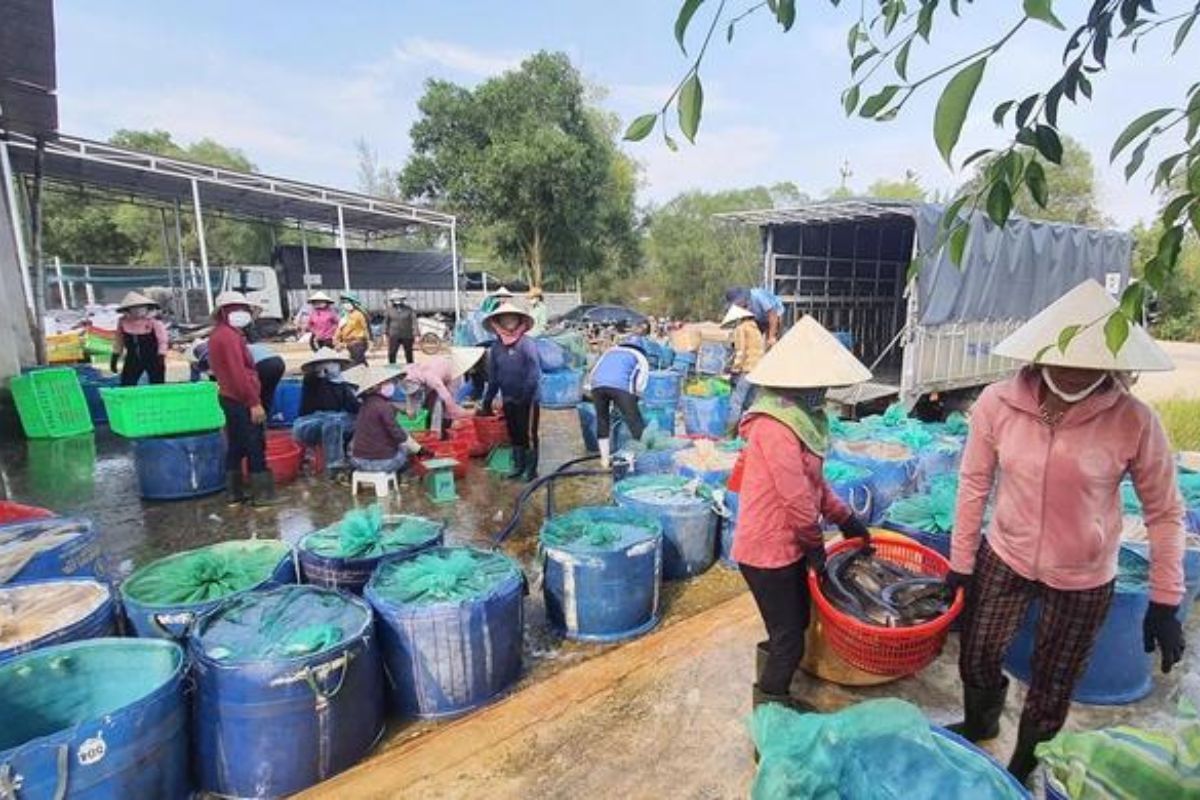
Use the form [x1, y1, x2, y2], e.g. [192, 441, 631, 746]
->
[634, 0, 1200, 355]
[868, 171, 928, 200]
[399, 51, 638, 289]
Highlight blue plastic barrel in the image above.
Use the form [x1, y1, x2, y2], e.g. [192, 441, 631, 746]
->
[671, 350, 696, 374]
[540, 507, 663, 642]
[0, 578, 117, 663]
[720, 491, 740, 567]
[878, 520, 951, 559]
[540, 369, 584, 409]
[830, 439, 917, 517]
[535, 337, 569, 372]
[614, 476, 719, 580]
[1123, 541, 1200, 620]
[640, 401, 676, 436]
[190, 586, 384, 798]
[132, 431, 226, 501]
[365, 547, 525, 719]
[695, 340, 730, 375]
[629, 448, 683, 476]
[0, 517, 102, 584]
[825, 460, 876, 524]
[658, 344, 676, 370]
[683, 395, 731, 438]
[644, 370, 682, 405]
[298, 515, 445, 595]
[0, 638, 190, 799]
[1004, 547, 1153, 705]
[270, 377, 304, 428]
[577, 401, 628, 453]
[80, 373, 120, 424]
[916, 437, 964, 491]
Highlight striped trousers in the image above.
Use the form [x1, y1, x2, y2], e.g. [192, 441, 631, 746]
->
[959, 541, 1114, 735]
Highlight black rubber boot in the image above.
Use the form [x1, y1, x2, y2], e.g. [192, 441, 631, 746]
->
[248, 471, 280, 507]
[752, 684, 815, 713]
[947, 679, 1008, 743]
[1007, 718, 1056, 786]
[225, 471, 246, 505]
[524, 447, 539, 482]
[506, 447, 527, 481]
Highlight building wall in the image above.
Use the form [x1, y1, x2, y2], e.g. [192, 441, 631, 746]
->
[0, 180, 35, 381]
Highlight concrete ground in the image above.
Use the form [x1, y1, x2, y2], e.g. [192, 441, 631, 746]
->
[1133, 340, 1200, 402]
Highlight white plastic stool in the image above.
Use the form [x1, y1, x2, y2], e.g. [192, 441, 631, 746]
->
[351, 470, 397, 498]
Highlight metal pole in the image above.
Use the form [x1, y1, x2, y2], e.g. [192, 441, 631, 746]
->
[159, 207, 176, 316]
[190, 179, 214, 312]
[450, 219, 460, 321]
[54, 256, 67, 309]
[337, 205, 351, 291]
[173, 199, 189, 322]
[0, 140, 35, 314]
[83, 264, 95, 306]
[30, 138, 47, 364]
[301, 226, 311, 288]
[67, 278, 77, 309]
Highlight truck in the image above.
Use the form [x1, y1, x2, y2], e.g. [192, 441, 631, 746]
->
[718, 199, 1133, 410]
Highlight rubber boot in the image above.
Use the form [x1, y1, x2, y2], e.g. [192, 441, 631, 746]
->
[506, 447, 527, 481]
[247, 471, 280, 507]
[754, 642, 816, 713]
[598, 437, 611, 470]
[225, 471, 246, 506]
[1007, 717, 1056, 786]
[946, 679, 1008, 743]
[524, 447, 539, 482]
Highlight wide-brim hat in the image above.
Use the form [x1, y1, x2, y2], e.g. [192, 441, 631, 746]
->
[343, 364, 405, 396]
[492, 286, 514, 298]
[721, 304, 755, 329]
[747, 315, 871, 388]
[211, 290, 260, 319]
[388, 289, 407, 301]
[340, 292, 365, 308]
[308, 291, 334, 304]
[448, 347, 486, 379]
[484, 301, 534, 331]
[994, 279, 1173, 372]
[300, 347, 352, 371]
[117, 291, 158, 312]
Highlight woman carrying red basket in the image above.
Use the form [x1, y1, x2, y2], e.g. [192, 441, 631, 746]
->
[731, 315, 873, 711]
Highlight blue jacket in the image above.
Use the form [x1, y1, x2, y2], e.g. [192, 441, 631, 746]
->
[484, 336, 541, 405]
[589, 346, 650, 395]
[748, 288, 784, 328]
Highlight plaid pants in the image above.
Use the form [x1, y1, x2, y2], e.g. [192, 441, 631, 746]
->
[959, 541, 1114, 735]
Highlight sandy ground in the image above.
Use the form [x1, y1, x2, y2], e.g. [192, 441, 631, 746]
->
[1132, 340, 1200, 402]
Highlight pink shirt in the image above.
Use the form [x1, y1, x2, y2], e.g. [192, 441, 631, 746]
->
[404, 358, 469, 419]
[953, 368, 1185, 605]
[116, 317, 168, 356]
[307, 306, 340, 341]
[731, 415, 852, 568]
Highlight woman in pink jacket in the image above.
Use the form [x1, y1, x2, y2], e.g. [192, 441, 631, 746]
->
[731, 316, 873, 711]
[946, 280, 1186, 784]
[401, 347, 485, 436]
[304, 291, 340, 351]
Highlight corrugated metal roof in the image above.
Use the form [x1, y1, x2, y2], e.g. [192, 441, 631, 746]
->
[715, 199, 917, 226]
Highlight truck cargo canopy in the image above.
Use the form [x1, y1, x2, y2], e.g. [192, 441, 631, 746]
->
[274, 245, 454, 291]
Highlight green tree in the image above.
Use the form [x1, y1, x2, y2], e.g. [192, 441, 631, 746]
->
[400, 51, 636, 289]
[868, 170, 927, 201]
[958, 136, 1105, 225]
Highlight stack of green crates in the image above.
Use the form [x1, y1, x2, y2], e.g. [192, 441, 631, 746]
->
[11, 368, 94, 439]
[100, 382, 225, 438]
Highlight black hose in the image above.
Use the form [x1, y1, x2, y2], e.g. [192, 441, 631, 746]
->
[490, 455, 609, 547]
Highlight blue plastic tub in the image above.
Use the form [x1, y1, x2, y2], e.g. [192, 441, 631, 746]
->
[536, 337, 569, 372]
[0, 517, 103, 584]
[365, 547, 525, 719]
[540, 507, 663, 642]
[80, 373, 120, 424]
[720, 491, 740, 567]
[614, 476, 719, 580]
[132, 430, 226, 501]
[0, 638, 190, 799]
[1004, 547, 1153, 705]
[297, 515, 445, 595]
[879, 520, 951, 559]
[830, 439, 917, 517]
[825, 460, 877, 524]
[540, 369, 584, 409]
[916, 437, 964, 491]
[0, 578, 117, 663]
[1123, 541, 1200, 620]
[643, 370, 682, 406]
[683, 395, 730, 438]
[190, 586, 384, 798]
[695, 340, 731, 375]
[577, 401, 628, 453]
[671, 350, 696, 374]
[640, 401, 676, 436]
[269, 377, 303, 428]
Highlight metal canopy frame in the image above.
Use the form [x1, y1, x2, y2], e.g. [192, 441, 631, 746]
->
[1, 130, 461, 320]
[715, 199, 916, 227]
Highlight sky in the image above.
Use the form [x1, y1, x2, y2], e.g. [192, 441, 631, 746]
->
[53, 1, 1194, 229]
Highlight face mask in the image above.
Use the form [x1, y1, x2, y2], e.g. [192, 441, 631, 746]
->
[227, 310, 253, 328]
[342, 304, 354, 313]
[796, 388, 828, 410]
[1042, 368, 1108, 404]
[379, 383, 396, 399]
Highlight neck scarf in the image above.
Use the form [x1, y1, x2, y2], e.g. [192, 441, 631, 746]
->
[747, 388, 831, 455]
[496, 321, 529, 347]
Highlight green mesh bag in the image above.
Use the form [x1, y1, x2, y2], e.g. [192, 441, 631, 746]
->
[541, 506, 661, 550]
[301, 506, 443, 559]
[879, 423, 936, 452]
[121, 540, 290, 607]
[1121, 472, 1200, 515]
[944, 411, 969, 436]
[887, 477, 959, 534]
[195, 585, 369, 663]
[830, 417, 872, 441]
[881, 402, 910, 427]
[370, 547, 523, 605]
[622, 430, 690, 455]
[824, 460, 872, 484]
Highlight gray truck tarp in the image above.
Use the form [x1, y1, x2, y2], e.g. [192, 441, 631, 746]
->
[273, 245, 455, 291]
[913, 203, 1132, 326]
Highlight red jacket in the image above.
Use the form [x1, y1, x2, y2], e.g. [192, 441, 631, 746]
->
[208, 322, 261, 408]
[731, 414, 851, 568]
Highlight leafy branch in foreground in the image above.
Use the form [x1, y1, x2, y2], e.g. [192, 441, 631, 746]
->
[629, 0, 1200, 355]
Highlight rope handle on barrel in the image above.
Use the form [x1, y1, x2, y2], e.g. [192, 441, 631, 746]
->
[848, 485, 873, 520]
[149, 611, 194, 641]
[0, 745, 67, 800]
[304, 652, 351, 702]
[710, 488, 731, 519]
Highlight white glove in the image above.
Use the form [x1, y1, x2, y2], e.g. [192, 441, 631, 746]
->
[402, 438, 422, 455]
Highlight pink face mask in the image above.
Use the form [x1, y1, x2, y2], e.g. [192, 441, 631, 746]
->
[379, 383, 396, 399]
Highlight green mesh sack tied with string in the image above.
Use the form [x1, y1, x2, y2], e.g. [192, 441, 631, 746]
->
[824, 460, 872, 484]
[541, 506, 662, 551]
[887, 477, 960, 535]
[194, 584, 370, 663]
[121, 540, 290, 607]
[370, 547, 523, 605]
[301, 506, 443, 559]
[944, 411, 969, 436]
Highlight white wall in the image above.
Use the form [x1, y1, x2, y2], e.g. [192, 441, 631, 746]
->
[0, 182, 35, 381]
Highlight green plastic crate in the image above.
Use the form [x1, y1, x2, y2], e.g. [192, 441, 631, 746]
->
[100, 382, 225, 438]
[396, 408, 430, 432]
[11, 368, 95, 439]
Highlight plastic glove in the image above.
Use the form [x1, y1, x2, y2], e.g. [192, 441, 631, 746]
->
[109, 353, 120, 374]
[805, 545, 827, 576]
[839, 515, 870, 542]
[1143, 601, 1185, 674]
[402, 437, 423, 455]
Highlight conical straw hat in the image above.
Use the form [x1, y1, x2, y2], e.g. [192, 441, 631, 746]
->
[308, 291, 334, 304]
[492, 286, 514, 298]
[994, 279, 1173, 372]
[300, 347, 352, 370]
[747, 315, 871, 388]
[721, 305, 755, 328]
[344, 364, 406, 396]
[116, 291, 158, 312]
[448, 347, 485, 379]
[484, 301, 534, 329]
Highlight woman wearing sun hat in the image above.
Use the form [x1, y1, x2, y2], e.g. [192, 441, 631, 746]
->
[479, 300, 542, 481]
[722, 303, 765, 432]
[401, 346, 486, 436]
[732, 315, 873, 712]
[335, 292, 372, 366]
[946, 279, 1186, 784]
[291, 348, 360, 474]
[303, 291, 340, 352]
[110, 291, 168, 386]
[527, 287, 548, 336]
[345, 364, 424, 474]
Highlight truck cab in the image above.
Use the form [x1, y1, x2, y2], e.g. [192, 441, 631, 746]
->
[221, 266, 285, 321]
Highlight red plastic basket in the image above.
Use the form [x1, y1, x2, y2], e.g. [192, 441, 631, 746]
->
[412, 439, 470, 479]
[243, 430, 303, 484]
[412, 430, 442, 448]
[473, 416, 509, 449]
[808, 530, 964, 676]
[0, 501, 55, 525]
[449, 422, 486, 458]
